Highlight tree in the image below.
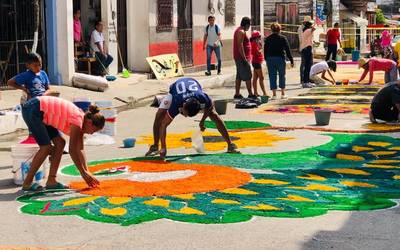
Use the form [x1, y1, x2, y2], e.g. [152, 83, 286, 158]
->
[376, 8, 386, 24]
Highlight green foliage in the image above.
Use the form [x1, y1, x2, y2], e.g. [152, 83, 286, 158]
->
[376, 9, 386, 24]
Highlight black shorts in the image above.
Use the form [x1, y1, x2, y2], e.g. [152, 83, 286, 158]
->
[371, 103, 399, 122]
[235, 60, 252, 81]
[252, 63, 262, 70]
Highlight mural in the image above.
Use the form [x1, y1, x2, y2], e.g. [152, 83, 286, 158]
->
[146, 53, 184, 80]
[18, 134, 400, 226]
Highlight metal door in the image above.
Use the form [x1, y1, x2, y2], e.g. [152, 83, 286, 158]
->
[117, 0, 128, 72]
[0, 0, 46, 88]
[177, 0, 193, 67]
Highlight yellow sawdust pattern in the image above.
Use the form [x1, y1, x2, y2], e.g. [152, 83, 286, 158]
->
[212, 199, 241, 205]
[327, 168, 371, 176]
[340, 180, 376, 188]
[368, 151, 397, 156]
[242, 204, 281, 211]
[137, 131, 293, 151]
[363, 123, 400, 131]
[393, 175, 400, 180]
[389, 147, 400, 150]
[336, 153, 365, 161]
[171, 194, 195, 200]
[251, 179, 289, 185]
[297, 174, 326, 181]
[364, 164, 399, 169]
[371, 159, 400, 164]
[220, 188, 258, 195]
[277, 195, 315, 202]
[367, 141, 392, 147]
[100, 207, 127, 216]
[168, 207, 205, 215]
[143, 198, 170, 208]
[352, 146, 374, 152]
[107, 197, 132, 205]
[289, 184, 341, 192]
[63, 196, 98, 207]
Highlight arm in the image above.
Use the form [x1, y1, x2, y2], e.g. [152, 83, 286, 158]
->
[321, 70, 335, 84]
[95, 42, 104, 54]
[199, 107, 212, 131]
[284, 37, 294, 65]
[237, 30, 247, 61]
[159, 114, 173, 159]
[69, 125, 99, 187]
[203, 33, 208, 50]
[359, 68, 369, 82]
[368, 63, 374, 84]
[7, 78, 28, 94]
[215, 31, 222, 47]
[327, 70, 336, 84]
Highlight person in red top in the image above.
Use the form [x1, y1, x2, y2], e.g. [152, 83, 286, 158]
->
[358, 57, 398, 84]
[233, 17, 255, 100]
[325, 23, 342, 61]
[250, 31, 267, 97]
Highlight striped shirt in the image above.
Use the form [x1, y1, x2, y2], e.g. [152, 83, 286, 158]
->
[38, 96, 84, 135]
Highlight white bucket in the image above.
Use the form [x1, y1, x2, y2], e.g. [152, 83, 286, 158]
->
[95, 100, 117, 137]
[11, 143, 49, 185]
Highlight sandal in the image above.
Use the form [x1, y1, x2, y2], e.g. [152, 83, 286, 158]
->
[145, 145, 159, 156]
[45, 182, 69, 190]
[227, 143, 241, 154]
[22, 183, 44, 192]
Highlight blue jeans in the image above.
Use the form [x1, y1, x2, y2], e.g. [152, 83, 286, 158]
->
[266, 57, 286, 90]
[385, 64, 398, 83]
[21, 98, 60, 146]
[206, 45, 221, 72]
[301, 46, 313, 84]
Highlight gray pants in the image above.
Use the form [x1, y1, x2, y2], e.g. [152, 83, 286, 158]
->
[385, 65, 398, 83]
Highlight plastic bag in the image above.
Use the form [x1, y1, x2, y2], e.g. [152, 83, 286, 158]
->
[84, 133, 115, 146]
[191, 129, 205, 153]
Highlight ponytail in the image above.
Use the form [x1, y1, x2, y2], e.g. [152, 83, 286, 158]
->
[85, 105, 105, 129]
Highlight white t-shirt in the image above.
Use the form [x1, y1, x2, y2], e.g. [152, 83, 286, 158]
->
[90, 30, 104, 52]
[204, 25, 221, 47]
[310, 61, 329, 77]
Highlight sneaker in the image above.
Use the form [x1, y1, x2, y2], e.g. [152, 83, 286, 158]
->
[233, 94, 244, 100]
[270, 96, 277, 100]
[217, 70, 221, 75]
[248, 94, 258, 100]
[205, 71, 211, 76]
[302, 83, 315, 88]
[281, 95, 288, 99]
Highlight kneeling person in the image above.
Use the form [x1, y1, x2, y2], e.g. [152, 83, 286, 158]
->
[370, 81, 400, 123]
[309, 60, 337, 86]
[146, 77, 238, 159]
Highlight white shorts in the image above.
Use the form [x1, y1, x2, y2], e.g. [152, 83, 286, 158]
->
[158, 94, 173, 110]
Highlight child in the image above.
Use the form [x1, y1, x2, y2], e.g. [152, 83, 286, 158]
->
[309, 60, 337, 86]
[7, 52, 52, 101]
[250, 31, 267, 97]
[358, 57, 398, 84]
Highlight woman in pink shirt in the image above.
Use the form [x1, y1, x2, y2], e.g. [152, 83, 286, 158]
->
[21, 96, 105, 191]
[73, 9, 83, 43]
[358, 57, 398, 84]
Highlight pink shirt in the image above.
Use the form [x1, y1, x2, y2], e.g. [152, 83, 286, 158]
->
[359, 58, 396, 84]
[73, 19, 82, 42]
[381, 30, 391, 47]
[300, 29, 314, 51]
[39, 96, 85, 135]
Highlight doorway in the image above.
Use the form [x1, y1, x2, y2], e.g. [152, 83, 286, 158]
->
[251, 0, 261, 31]
[177, 0, 193, 67]
[117, 0, 127, 72]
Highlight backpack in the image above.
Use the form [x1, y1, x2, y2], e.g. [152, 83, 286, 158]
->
[206, 24, 223, 47]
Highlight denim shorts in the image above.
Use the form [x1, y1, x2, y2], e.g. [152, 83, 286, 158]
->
[252, 63, 262, 70]
[21, 98, 60, 146]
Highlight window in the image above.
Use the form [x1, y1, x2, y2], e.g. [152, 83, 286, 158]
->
[225, 0, 235, 26]
[156, 0, 173, 32]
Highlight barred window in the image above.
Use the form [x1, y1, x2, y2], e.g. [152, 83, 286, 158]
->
[225, 0, 235, 26]
[156, 0, 173, 32]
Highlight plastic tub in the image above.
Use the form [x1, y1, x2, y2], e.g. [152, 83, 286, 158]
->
[214, 100, 228, 115]
[314, 109, 332, 126]
[352, 50, 360, 62]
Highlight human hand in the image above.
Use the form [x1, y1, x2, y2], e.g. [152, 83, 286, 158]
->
[81, 171, 100, 188]
[291, 62, 295, 68]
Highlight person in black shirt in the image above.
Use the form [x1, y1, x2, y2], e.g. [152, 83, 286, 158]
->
[370, 82, 400, 123]
[264, 23, 294, 100]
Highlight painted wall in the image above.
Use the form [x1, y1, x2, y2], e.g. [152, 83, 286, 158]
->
[127, 1, 150, 72]
[146, 0, 263, 71]
[101, 0, 118, 75]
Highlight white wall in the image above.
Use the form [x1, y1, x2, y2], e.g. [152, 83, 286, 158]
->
[101, 0, 118, 75]
[56, 0, 75, 86]
[127, 1, 150, 72]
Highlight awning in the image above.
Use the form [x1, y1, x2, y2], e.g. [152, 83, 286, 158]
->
[340, 10, 368, 26]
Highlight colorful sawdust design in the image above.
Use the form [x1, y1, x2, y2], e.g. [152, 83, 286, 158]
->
[256, 104, 370, 114]
[136, 131, 292, 151]
[204, 120, 271, 130]
[363, 123, 400, 132]
[19, 134, 400, 225]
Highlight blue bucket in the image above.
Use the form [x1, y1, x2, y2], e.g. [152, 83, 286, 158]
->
[352, 50, 360, 62]
[73, 101, 91, 112]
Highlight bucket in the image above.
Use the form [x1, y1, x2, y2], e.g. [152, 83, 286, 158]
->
[214, 100, 228, 115]
[73, 101, 91, 112]
[123, 138, 136, 148]
[314, 109, 332, 126]
[11, 143, 49, 185]
[95, 100, 117, 136]
[352, 50, 360, 62]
